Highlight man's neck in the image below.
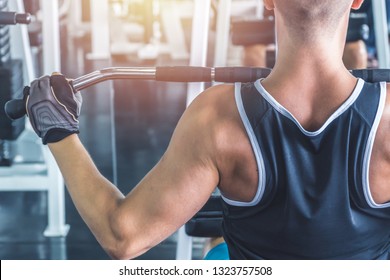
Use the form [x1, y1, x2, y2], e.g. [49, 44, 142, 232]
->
[264, 34, 357, 93]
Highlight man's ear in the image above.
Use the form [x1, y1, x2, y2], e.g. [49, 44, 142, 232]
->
[263, 0, 275, 10]
[351, 0, 364, 10]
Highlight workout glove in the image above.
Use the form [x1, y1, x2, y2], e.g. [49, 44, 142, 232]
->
[26, 74, 82, 144]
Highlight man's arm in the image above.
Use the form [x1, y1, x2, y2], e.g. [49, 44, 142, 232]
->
[47, 86, 223, 259]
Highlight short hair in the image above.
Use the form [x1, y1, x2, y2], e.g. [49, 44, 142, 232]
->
[274, 0, 353, 42]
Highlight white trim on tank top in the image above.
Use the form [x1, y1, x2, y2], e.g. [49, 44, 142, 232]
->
[220, 83, 267, 207]
[254, 78, 365, 136]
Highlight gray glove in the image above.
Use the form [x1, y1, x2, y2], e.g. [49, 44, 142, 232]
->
[26, 74, 82, 144]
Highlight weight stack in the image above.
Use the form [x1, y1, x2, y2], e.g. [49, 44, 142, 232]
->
[0, 59, 25, 140]
[0, 60, 25, 166]
[0, 0, 26, 166]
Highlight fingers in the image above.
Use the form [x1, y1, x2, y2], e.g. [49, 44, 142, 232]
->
[30, 75, 49, 92]
[50, 73, 76, 94]
[23, 86, 30, 118]
[50, 74, 79, 118]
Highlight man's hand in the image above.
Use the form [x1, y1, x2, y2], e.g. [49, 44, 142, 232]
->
[26, 74, 82, 144]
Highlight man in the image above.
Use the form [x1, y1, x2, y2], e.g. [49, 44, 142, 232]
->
[26, 0, 390, 259]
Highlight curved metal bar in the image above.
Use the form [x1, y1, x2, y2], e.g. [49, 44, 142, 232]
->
[72, 67, 157, 91]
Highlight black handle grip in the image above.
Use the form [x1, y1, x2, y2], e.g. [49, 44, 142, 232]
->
[156, 66, 212, 82]
[5, 99, 26, 120]
[215, 67, 272, 83]
[351, 69, 390, 83]
[0, 12, 31, 25]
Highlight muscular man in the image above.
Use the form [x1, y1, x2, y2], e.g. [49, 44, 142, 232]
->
[26, 0, 390, 259]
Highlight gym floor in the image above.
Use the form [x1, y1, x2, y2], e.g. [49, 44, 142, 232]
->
[0, 36, 205, 260]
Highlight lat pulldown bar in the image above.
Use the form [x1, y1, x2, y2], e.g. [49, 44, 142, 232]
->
[4, 66, 390, 121]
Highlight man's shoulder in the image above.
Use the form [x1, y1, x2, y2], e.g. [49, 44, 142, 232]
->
[183, 83, 246, 149]
[194, 84, 236, 107]
[187, 84, 237, 121]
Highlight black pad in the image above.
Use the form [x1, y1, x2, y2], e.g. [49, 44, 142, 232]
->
[185, 196, 223, 237]
[346, 13, 369, 43]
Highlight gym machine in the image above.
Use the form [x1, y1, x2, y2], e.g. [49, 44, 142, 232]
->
[0, 0, 69, 249]
[0, 2, 31, 166]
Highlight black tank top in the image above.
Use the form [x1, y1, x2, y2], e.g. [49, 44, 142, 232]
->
[221, 79, 390, 259]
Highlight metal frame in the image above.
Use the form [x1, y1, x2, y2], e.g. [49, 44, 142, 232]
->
[0, 0, 69, 238]
[185, 0, 211, 107]
[372, 0, 390, 68]
[41, 0, 61, 73]
[160, 1, 190, 60]
[0, 130, 70, 237]
[213, 0, 231, 67]
[176, 0, 211, 260]
[87, 0, 110, 60]
[9, 0, 35, 83]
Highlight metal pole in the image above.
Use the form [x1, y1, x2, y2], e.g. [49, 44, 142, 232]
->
[9, 0, 36, 82]
[88, 0, 110, 59]
[372, 0, 390, 68]
[185, 0, 211, 106]
[41, 0, 61, 73]
[68, 0, 83, 38]
[177, 0, 211, 260]
[213, 0, 231, 67]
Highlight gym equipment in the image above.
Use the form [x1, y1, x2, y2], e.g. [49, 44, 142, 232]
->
[348, 13, 370, 43]
[0, 11, 31, 25]
[372, 0, 390, 68]
[0, 1, 69, 242]
[4, 66, 270, 120]
[0, 4, 32, 166]
[185, 195, 223, 238]
[5, 66, 390, 121]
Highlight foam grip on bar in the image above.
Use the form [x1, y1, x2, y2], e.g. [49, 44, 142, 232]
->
[156, 66, 212, 82]
[215, 67, 272, 83]
[4, 99, 26, 120]
[0, 12, 31, 25]
[351, 69, 390, 83]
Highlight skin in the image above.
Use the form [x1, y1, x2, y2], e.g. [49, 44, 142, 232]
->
[46, 0, 389, 259]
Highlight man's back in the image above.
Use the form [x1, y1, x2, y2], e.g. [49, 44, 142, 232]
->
[208, 77, 390, 259]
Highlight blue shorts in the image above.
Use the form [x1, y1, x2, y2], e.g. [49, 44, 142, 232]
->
[203, 242, 230, 260]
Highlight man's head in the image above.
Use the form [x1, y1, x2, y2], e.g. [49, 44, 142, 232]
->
[264, 0, 364, 43]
